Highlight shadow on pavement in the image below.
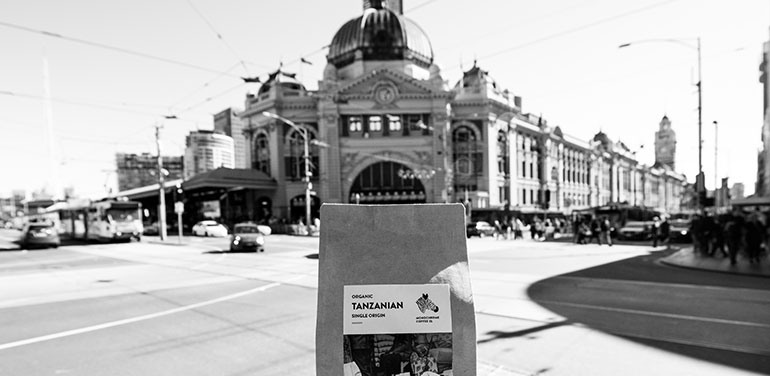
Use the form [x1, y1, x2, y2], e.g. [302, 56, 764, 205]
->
[0, 237, 109, 251]
[477, 320, 572, 344]
[202, 249, 263, 254]
[517, 248, 770, 374]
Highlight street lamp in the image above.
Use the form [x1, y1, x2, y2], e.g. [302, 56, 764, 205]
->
[619, 37, 703, 210]
[262, 111, 314, 236]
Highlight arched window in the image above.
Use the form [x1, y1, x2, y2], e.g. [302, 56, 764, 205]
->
[284, 126, 319, 181]
[452, 125, 482, 193]
[253, 133, 270, 175]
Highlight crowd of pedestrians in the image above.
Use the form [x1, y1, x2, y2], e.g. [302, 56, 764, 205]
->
[489, 217, 567, 241]
[574, 216, 614, 246]
[690, 210, 767, 265]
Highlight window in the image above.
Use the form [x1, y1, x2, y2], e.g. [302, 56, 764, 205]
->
[453, 126, 482, 175]
[369, 116, 382, 132]
[497, 130, 509, 176]
[387, 115, 402, 132]
[522, 188, 527, 204]
[407, 115, 425, 132]
[284, 127, 319, 181]
[348, 116, 362, 133]
[252, 133, 270, 175]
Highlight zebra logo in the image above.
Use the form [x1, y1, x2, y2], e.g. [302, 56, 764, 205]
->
[415, 293, 439, 313]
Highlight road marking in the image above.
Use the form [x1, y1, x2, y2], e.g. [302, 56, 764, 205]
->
[537, 299, 770, 329]
[0, 280, 286, 351]
[191, 252, 227, 270]
[550, 275, 770, 295]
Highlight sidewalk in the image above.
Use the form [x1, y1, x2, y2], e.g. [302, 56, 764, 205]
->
[661, 247, 770, 277]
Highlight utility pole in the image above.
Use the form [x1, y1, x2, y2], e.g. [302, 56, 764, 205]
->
[713, 120, 718, 191]
[155, 124, 167, 241]
[303, 126, 313, 236]
[697, 37, 704, 212]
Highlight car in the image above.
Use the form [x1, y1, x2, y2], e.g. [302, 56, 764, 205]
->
[229, 223, 266, 252]
[143, 222, 160, 236]
[18, 222, 60, 249]
[466, 221, 496, 238]
[617, 221, 652, 241]
[667, 219, 691, 243]
[192, 220, 228, 237]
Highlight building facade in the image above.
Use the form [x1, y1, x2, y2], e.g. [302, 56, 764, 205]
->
[183, 130, 235, 180]
[214, 108, 248, 169]
[230, 0, 686, 223]
[116, 152, 183, 191]
[758, 36, 770, 197]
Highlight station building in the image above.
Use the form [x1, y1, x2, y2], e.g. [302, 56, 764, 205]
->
[226, 0, 687, 225]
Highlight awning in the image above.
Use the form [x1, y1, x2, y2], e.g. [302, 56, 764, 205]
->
[109, 179, 184, 200]
[182, 168, 277, 191]
[731, 196, 770, 207]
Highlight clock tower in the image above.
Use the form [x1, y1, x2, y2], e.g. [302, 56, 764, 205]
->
[654, 115, 676, 169]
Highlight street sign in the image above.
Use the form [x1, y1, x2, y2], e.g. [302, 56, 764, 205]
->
[174, 202, 184, 214]
[316, 204, 476, 376]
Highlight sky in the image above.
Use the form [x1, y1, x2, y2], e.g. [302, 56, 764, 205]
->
[1, 0, 768, 199]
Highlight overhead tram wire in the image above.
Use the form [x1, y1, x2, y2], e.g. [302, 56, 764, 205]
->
[185, 0, 250, 75]
[405, 0, 439, 12]
[0, 90, 171, 118]
[167, 62, 243, 111]
[479, 0, 680, 61]
[0, 20, 242, 79]
[443, 0, 681, 75]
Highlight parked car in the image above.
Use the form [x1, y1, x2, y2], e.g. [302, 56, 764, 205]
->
[229, 223, 266, 252]
[667, 219, 691, 243]
[617, 221, 651, 241]
[466, 221, 496, 238]
[19, 222, 60, 249]
[143, 222, 159, 236]
[192, 220, 228, 237]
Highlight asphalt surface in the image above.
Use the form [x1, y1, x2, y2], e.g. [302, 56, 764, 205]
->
[528, 246, 770, 374]
[1, 229, 768, 375]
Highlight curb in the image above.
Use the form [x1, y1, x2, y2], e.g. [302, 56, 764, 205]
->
[659, 248, 770, 278]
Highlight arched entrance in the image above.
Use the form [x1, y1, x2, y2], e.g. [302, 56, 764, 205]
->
[290, 195, 320, 224]
[349, 161, 427, 204]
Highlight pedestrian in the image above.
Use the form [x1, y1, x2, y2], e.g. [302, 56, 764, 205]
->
[493, 220, 504, 240]
[590, 217, 602, 245]
[513, 217, 523, 239]
[710, 216, 728, 257]
[690, 214, 704, 255]
[651, 216, 661, 248]
[660, 216, 671, 246]
[600, 216, 612, 246]
[573, 217, 581, 244]
[745, 215, 764, 264]
[726, 213, 744, 265]
[578, 221, 591, 244]
[702, 215, 716, 256]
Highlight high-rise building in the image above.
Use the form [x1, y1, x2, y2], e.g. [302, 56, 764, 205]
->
[731, 182, 745, 200]
[116, 153, 184, 191]
[654, 115, 676, 170]
[183, 130, 235, 179]
[214, 108, 248, 169]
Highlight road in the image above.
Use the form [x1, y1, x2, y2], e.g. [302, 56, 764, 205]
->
[0, 229, 768, 375]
